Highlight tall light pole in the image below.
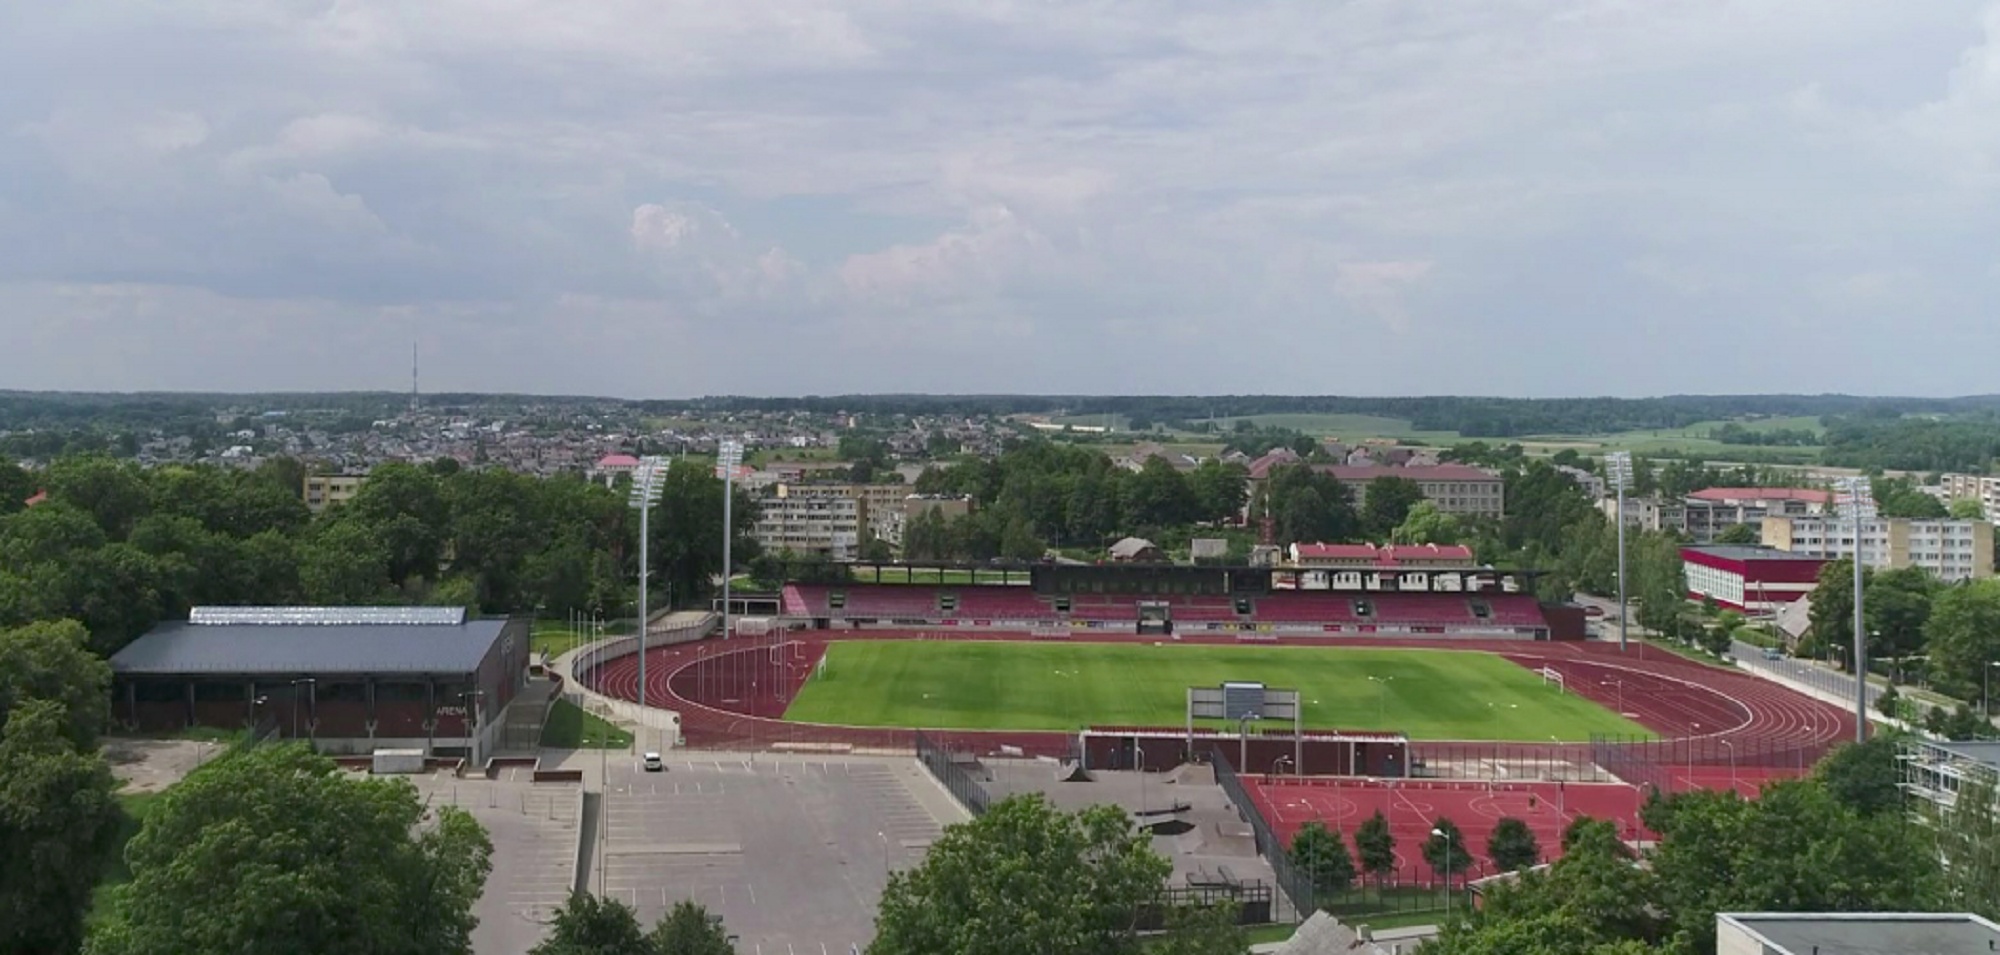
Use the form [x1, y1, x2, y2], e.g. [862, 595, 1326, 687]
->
[1237, 712, 1260, 770]
[1606, 451, 1633, 653]
[631, 456, 670, 712]
[717, 440, 744, 641]
[1840, 476, 1875, 743]
[1432, 826, 1454, 918]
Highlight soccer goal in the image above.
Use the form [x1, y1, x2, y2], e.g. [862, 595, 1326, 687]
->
[1538, 667, 1565, 694]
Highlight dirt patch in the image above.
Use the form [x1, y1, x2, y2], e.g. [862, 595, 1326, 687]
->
[102, 739, 223, 794]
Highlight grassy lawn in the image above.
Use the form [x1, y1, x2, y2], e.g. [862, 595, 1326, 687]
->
[783, 643, 1650, 740]
[540, 699, 633, 749]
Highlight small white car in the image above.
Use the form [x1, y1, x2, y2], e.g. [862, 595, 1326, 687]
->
[642, 752, 664, 772]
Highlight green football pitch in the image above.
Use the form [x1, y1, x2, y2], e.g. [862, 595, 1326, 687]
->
[780, 641, 1653, 741]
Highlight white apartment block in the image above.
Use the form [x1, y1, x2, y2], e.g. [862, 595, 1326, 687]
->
[1942, 473, 2000, 519]
[1761, 515, 1995, 581]
[751, 491, 865, 559]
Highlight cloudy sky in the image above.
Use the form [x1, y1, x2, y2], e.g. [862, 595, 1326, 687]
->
[6, 2, 2000, 398]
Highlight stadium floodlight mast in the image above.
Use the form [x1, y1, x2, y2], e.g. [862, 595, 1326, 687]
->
[1605, 451, 1633, 653]
[1840, 476, 1876, 743]
[717, 440, 745, 641]
[630, 455, 670, 712]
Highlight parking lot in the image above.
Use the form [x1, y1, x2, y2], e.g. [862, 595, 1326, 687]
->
[594, 752, 965, 955]
[407, 768, 581, 955]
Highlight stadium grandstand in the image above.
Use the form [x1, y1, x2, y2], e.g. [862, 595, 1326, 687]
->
[110, 606, 530, 761]
[772, 561, 1577, 640]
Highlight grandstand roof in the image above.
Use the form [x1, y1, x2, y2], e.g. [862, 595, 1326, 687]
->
[111, 608, 508, 676]
[596, 453, 641, 468]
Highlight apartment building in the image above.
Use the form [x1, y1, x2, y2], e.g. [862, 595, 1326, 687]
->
[1597, 496, 1687, 533]
[1941, 473, 2000, 518]
[302, 473, 367, 513]
[1761, 515, 1994, 581]
[1681, 487, 1829, 542]
[751, 485, 867, 559]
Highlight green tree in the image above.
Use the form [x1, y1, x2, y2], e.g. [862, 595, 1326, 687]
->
[869, 794, 1170, 955]
[1486, 817, 1541, 872]
[1422, 817, 1474, 879]
[0, 619, 121, 955]
[530, 893, 654, 955]
[1872, 476, 1948, 519]
[1813, 733, 1904, 817]
[341, 463, 451, 587]
[43, 455, 152, 539]
[648, 899, 735, 955]
[1927, 577, 2000, 701]
[1186, 460, 1249, 524]
[1360, 476, 1426, 538]
[1287, 820, 1356, 897]
[1866, 566, 1939, 669]
[1950, 497, 1986, 520]
[1427, 817, 1660, 955]
[0, 457, 31, 515]
[1354, 810, 1397, 890]
[90, 744, 494, 955]
[1930, 777, 2000, 921]
[299, 518, 394, 605]
[1392, 500, 1466, 546]
[1257, 464, 1358, 545]
[1151, 900, 1246, 955]
[1803, 559, 1861, 665]
[646, 461, 760, 611]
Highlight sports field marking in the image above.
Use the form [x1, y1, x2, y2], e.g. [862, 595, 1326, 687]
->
[783, 641, 1653, 741]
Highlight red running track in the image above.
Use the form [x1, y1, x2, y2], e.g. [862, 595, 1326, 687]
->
[585, 630, 1854, 790]
[1247, 776, 1650, 884]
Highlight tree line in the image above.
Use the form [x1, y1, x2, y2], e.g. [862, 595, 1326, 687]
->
[0, 454, 756, 657]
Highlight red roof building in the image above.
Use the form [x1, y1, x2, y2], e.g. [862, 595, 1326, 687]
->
[1680, 545, 1827, 615]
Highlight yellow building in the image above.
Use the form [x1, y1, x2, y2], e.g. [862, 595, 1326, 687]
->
[303, 473, 367, 513]
[1761, 515, 1994, 581]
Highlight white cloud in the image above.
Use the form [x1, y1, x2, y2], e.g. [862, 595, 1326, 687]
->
[5, 1, 2000, 395]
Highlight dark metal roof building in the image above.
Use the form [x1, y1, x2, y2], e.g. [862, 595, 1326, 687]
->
[112, 607, 507, 676]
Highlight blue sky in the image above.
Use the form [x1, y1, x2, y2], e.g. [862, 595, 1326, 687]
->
[5, 1, 2000, 397]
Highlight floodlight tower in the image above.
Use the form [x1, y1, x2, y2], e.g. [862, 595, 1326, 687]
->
[717, 440, 744, 641]
[1605, 452, 1634, 653]
[1840, 476, 1876, 742]
[630, 456, 669, 710]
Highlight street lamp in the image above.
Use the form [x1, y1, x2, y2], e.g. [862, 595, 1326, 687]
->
[1432, 826, 1454, 918]
[1606, 452, 1633, 653]
[1237, 712, 1260, 770]
[1270, 754, 1294, 781]
[1839, 477, 1875, 743]
[630, 456, 670, 712]
[717, 440, 744, 642]
[1135, 747, 1147, 817]
[877, 830, 890, 879]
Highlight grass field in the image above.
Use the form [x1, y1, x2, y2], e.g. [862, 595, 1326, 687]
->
[782, 643, 1650, 741]
[540, 699, 633, 749]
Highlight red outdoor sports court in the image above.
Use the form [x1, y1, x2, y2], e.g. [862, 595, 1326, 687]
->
[1247, 776, 1648, 884]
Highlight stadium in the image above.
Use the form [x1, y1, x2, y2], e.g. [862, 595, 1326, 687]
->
[569, 557, 1858, 916]
[582, 560, 1853, 790]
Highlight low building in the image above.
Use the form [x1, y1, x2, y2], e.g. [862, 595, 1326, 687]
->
[1902, 737, 2000, 815]
[1680, 545, 1828, 615]
[1557, 464, 1606, 498]
[302, 472, 366, 512]
[885, 494, 973, 548]
[590, 453, 639, 488]
[109, 606, 528, 762]
[1682, 487, 1830, 542]
[1288, 542, 1478, 570]
[1716, 912, 2000, 955]
[1108, 537, 1164, 562]
[1762, 515, 1994, 581]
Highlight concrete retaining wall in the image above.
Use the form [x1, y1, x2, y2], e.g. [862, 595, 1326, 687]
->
[562, 614, 715, 748]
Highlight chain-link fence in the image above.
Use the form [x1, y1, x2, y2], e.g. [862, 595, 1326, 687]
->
[1590, 732, 1832, 791]
[1406, 741, 1612, 782]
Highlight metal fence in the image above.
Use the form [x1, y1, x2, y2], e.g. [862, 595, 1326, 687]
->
[1210, 744, 1453, 924]
[1141, 883, 1276, 930]
[915, 730, 991, 816]
[1406, 741, 1612, 783]
[1590, 732, 1833, 791]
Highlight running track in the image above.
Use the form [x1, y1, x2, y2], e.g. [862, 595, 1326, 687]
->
[586, 630, 1854, 791]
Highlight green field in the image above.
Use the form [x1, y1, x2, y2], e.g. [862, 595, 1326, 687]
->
[782, 642, 1650, 741]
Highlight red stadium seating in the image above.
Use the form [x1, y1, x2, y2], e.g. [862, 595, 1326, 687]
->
[839, 586, 941, 618]
[949, 588, 1058, 621]
[1254, 593, 1365, 623]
